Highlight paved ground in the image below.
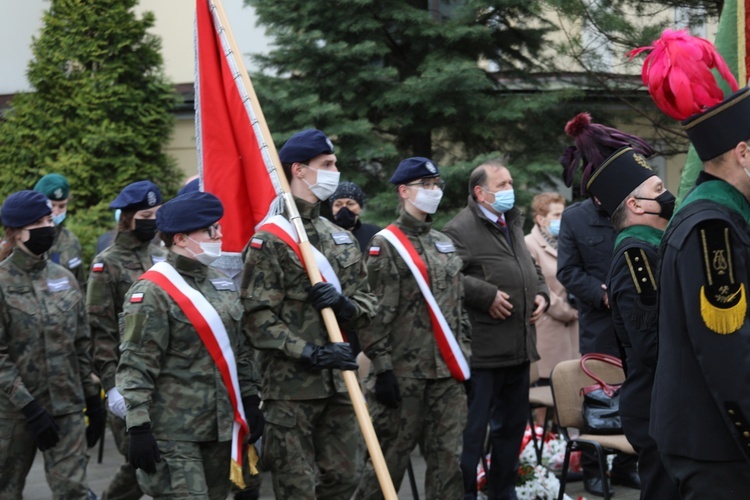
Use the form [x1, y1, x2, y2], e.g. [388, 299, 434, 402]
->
[22, 427, 640, 499]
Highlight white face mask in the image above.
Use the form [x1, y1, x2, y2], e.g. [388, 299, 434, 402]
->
[187, 237, 222, 265]
[303, 166, 340, 201]
[409, 187, 443, 214]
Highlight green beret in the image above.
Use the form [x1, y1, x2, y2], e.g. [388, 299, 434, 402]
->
[34, 173, 70, 201]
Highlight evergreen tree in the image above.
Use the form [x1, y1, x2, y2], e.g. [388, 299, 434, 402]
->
[0, 0, 180, 254]
[246, 0, 589, 223]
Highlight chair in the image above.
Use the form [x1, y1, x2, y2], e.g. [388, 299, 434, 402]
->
[528, 362, 554, 465]
[550, 358, 636, 500]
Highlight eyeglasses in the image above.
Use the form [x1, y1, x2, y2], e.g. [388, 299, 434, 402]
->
[202, 223, 222, 240]
[406, 179, 445, 190]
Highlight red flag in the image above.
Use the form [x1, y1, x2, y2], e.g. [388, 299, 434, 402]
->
[195, 0, 279, 253]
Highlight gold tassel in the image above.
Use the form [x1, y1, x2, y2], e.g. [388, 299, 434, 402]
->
[230, 459, 246, 489]
[247, 444, 260, 476]
[700, 284, 747, 334]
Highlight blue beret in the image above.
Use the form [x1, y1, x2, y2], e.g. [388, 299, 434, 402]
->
[110, 180, 162, 211]
[177, 178, 200, 196]
[34, 173, 70, 201]
[389, 157, 440, 185]
[2, 190, 53, 228]
[279, 129, 335, 164]
[156, 191, 223, 234]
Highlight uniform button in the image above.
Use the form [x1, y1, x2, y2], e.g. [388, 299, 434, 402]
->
[729, 409, 736, 415]
[744, 431, 750, 438]
[736, 422, 742, 426]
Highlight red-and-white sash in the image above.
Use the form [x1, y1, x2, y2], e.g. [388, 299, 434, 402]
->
[140, 261, 249, 487]
[378, 225, 470, 381]
[256, 215, 342, 291]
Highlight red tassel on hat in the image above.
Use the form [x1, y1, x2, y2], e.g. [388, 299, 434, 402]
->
[628, 29, 739, 120]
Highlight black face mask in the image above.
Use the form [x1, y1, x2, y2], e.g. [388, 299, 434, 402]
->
[24, 226, 56, 256]
[334, 207, 358, 229]
[637, 190, 676, 221]
[133, 218, 158, 242]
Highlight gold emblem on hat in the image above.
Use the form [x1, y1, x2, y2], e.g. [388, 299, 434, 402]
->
[632, 153, 652, 170]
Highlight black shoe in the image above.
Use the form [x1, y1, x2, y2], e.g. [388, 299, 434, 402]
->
[610, 470, 642, 489]
[583, 476, 614, 497]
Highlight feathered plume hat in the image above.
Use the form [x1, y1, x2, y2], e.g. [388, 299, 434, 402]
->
[560, 112, 656, 215]
[628, 29, 749, 161]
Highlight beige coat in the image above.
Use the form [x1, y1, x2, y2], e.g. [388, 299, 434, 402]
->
[524, 225, 579, 378]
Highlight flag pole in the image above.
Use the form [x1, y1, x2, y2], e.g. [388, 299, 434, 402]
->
[207, 1, 397, 497]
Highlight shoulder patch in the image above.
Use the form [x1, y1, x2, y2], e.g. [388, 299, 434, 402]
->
[92, 262, 104, 273]
[130, 292, 145, 303]
[250, 237, 264, 250]
[697, 220, 746, 334]
[369, 246, 381, 256]
[624, 247, 657, 304]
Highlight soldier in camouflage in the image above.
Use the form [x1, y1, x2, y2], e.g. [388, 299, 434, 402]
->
[88, 180, 166, 500]
[352, 157, 472, 500]
[241, 129, 376, 499]
[117, 191, 263, 499]
[34, 173, 87, 290]
[0, 190, 104, 499]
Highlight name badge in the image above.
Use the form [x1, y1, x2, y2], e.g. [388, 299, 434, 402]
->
[210, 278, 236, 291]
[47, 277, 72, 292]
[435, 241, 456, 253]
[331, 232, 353, 245]
[67, 256, 82, 269]
[152, 255, 166, 264]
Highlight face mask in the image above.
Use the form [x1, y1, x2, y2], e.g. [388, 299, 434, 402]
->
[334, 206, 358, 229]
[52, 211, 66, 226]
[133, 218, 158, 242]
[187, 237, 222, 265]
[636, 190, 676, 221]
[409, 187, 443, 214]
[303, 167, 340, 201]
[548, 219, 561, 237]
[24, 226, 56, 256]
[485, 188, 515, 213]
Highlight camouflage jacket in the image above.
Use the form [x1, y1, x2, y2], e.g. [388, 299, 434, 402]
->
[117, 252, 259, 441]
[87, 231, 167, 392]
[361, 210, 472, 378]
[0, 249, 97, 417]
[240, 197, 377, 401]
[50, 225, 86, 291]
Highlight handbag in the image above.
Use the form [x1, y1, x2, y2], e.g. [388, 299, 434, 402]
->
[580, 353, 623, 435]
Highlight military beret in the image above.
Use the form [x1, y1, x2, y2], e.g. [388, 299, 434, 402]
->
[1, 190, 53, 228]
[156, 191, 223, 234]
[389, 157, 440, 185]
[330, 181, 365, 208]
[177, 177, 200, 196]
[34, 173, 70, 201]
[109, 180, 162, 211]
[279, 129, 335, 164]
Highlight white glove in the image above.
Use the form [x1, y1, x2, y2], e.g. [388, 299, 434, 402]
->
[107, 388, 127, 420]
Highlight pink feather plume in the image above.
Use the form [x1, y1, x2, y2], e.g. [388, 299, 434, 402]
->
[627, 29, 739, 120]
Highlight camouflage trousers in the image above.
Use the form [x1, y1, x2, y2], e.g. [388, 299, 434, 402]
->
[135, 439, 231, 500]
[0, 412, 89, 499]
[353, 376, 467, 500]
[262, 393, 363, 500]
[102, 411, 143, 500]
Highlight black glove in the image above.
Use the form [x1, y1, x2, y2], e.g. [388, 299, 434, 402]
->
[300, 342, 358, 371]
[22, 400, 60, 451]
[128, 424, 161, 473]
[307, 282, 357, 322]
[85, 395, 107, 448]
[243, 395, 265, 444]
[375, 370, 402, 409]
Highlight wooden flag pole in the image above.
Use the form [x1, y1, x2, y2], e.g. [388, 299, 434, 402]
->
[207, 1, 398, 497]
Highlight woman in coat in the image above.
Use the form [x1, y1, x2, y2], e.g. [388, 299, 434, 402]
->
[524, 192, 579, 382]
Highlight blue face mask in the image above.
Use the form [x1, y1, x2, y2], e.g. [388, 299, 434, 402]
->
[485, 188, 515, 213]
[52, 211, 66, 226]
[548, 219, 561, 237]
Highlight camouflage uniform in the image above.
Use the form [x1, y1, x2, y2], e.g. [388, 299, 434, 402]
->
[353, 210, 471, 500]
[87, 230, 166, 500]
[240, 197, 376, 500]
[49, 224, 86, 291]
[117, 252, 260, 499]
[0, 249, 98, 499]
